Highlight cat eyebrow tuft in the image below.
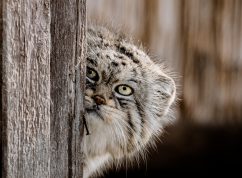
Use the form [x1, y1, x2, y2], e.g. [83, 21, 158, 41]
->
[128, 79, 138, 83]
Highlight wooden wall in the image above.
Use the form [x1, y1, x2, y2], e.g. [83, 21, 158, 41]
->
[87, 0, 242, 124]
[0, 0, 86, 177]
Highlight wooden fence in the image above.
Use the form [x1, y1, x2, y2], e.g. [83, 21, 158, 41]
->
[0, 0, 86, 177]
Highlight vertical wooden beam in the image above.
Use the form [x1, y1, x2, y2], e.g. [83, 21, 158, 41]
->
[0, 0, 51, 177]
[50, 0, 86, 177]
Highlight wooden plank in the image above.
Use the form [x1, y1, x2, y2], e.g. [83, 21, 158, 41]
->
[0, 0, 51, 177]
[50, 0, 86, 177]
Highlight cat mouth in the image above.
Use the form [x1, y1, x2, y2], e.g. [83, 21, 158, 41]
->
[85, 97, 104, 120]
[86, 106, 98, 113]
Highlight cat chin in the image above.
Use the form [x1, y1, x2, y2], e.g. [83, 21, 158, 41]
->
[85, 110, 104, 122]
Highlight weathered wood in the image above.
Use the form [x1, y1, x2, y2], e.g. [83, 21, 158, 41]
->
[50, 0, 86, 177]
[0, 0, 51, 177]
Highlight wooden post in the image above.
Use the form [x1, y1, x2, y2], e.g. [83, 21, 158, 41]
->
[1, 0, 86, 177]
[50, 0, 86, 177]
[0, 0, 51, 177]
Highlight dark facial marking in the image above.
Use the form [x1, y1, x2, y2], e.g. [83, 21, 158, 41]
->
[118, 101, 128, 108]
[112, 79, 120, 84]
[117, 98, 134, 103]
[121, 62, 126, 66]
[132, 58, 140, 64]
[116, 97, 134, 109]
[127, 112, 135, 132]
[106, 71, 114, 84]
[126, 111, 135, 152]
[111, 61, 119, 67]
[106, 54, 111, 59]
[117, 46, 140, 64]
[134, 97, 146, 138]
[118, 55, 124, 59]
[102, 70, 107, 81]
[128, 79, 138, 84]
[98, 32, 103, 38]
[87, 57, 97, 66]
[86, 79, 96, 91]
[132, 68, 137, 76]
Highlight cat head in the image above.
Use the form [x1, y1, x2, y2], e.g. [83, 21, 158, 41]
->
[84, 26, 176, 159]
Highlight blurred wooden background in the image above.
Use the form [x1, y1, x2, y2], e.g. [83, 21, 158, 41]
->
[87, 0, 242, 125]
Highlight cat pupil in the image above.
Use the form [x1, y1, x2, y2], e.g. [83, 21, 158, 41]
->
[123, 87, 126, 90]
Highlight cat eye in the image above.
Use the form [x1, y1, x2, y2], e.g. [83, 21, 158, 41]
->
[115, 84, 134, 96]
[86, 67, 99, 82]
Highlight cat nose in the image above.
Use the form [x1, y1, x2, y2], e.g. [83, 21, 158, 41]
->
[92, 95, 106, 105]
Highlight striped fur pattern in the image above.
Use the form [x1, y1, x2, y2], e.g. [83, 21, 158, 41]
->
[83, 25, 176, 178]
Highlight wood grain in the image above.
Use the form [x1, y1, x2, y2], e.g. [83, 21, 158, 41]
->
[50, 0, 86, 177]
[1, 0, 51, 177]
[1, 0, 86, 177]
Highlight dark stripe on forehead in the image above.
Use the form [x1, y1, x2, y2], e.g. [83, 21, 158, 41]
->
[119, 46, 133, 58]
[132, 68, 137, 76]
[113, 53, 124, 60]
[111, 61, 119, 67]
[102, 70, 107, 81]
[105, 54, 111, 59]
[116, 45, 140, 64]
[106, 71, 113, 84]
[121, 62, 126, 66]
[118, 55, 125, 60]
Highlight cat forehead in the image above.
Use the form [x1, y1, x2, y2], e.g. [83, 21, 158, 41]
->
[88, 49, 137, 66]
[87, 26, 152, 65]
[87, 43, 152, 69]
[87, 49, 141, 81]
[87, 26, 163, 81]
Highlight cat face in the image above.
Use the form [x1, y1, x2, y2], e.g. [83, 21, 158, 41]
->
[84, 26, 176, 160]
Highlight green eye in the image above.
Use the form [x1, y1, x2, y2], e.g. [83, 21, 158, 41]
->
[115, 84, 134, 96]
[86, 67, 99, 81]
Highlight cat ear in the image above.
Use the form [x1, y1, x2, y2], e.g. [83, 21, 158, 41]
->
[156, 75, 176, 102]
[151, 73, 176, 117]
